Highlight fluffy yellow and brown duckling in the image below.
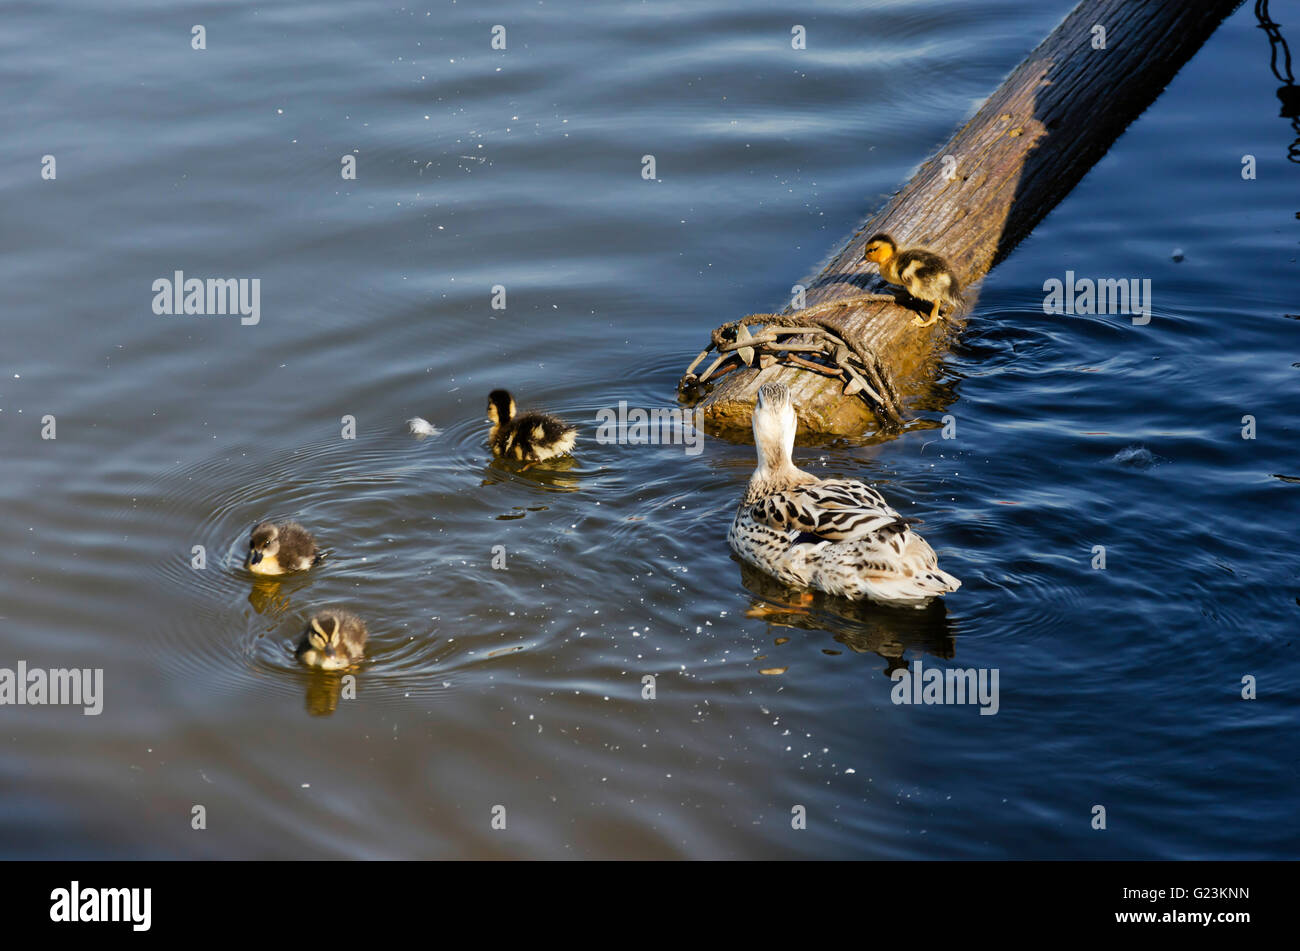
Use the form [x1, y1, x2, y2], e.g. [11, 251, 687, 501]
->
[246, 520, 321, 575]
[295, 609, 368, 670]
[862, 232, 963, 327]
[486, 389, 577, 465]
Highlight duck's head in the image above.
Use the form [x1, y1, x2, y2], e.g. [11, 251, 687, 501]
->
[863, 232, 898, 265]
[753, 381, 798, 473]
[487, 389, 516, 426]
[246, 521, 280, 568]
[299, 613, 346, 669]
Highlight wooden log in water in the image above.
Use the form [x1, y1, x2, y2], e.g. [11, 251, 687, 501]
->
[694, 0, 1244, 436]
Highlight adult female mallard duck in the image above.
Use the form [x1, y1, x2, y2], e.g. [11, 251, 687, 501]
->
[486, 389, 577, 464]
[728, 382, 960, 604]
[862, 232, 963, 327]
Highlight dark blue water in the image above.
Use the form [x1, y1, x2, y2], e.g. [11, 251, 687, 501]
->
[0, 0, 1295, 858]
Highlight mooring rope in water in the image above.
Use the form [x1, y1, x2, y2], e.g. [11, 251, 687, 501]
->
[678, 298, 907, 428]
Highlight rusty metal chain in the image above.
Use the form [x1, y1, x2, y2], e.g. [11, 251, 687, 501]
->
[1257, 0, 1300, 162]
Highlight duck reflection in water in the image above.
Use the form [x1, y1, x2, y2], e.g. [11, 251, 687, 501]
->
[480, 452, 584, 492]
[247, 576, 292, 615]
[736, 561, 958, 678]
[300, 671, 348, 717]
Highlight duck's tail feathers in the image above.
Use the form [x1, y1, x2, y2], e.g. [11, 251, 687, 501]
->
[945, 286, 966, 315]
[869, 567, 961, 602]
[812, 534, 961, 604]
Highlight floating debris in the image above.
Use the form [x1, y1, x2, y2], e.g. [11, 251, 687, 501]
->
[407, 417, 441, 438]
[1108, 444, 1161, 470]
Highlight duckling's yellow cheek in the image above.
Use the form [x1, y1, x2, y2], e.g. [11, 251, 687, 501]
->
[247, 555, 283, 575]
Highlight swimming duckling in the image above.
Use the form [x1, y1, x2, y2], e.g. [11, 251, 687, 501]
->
[246, 520, 321, 575]
[862, 232, 963, 327]
[295, 609, 368, 670]
[486, 389, 577, 465]
[728, 381, 960, 604]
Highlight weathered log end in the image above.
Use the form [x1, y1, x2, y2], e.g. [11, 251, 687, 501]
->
[687, 0, 1243, 437]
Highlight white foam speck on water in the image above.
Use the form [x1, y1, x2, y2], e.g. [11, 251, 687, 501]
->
[406, 417, 441, 438]
[1109, 444, 1161, 470]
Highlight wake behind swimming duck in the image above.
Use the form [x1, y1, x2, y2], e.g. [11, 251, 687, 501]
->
[728, 382, 960, 604]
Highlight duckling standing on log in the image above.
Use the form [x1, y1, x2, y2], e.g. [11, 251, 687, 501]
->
[246, 520, 321, 575]
[296, 609, 368, 670]
[862, 233, 963, 327]
[486, 389, 578, 466]
[728, 382, 960, 604]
